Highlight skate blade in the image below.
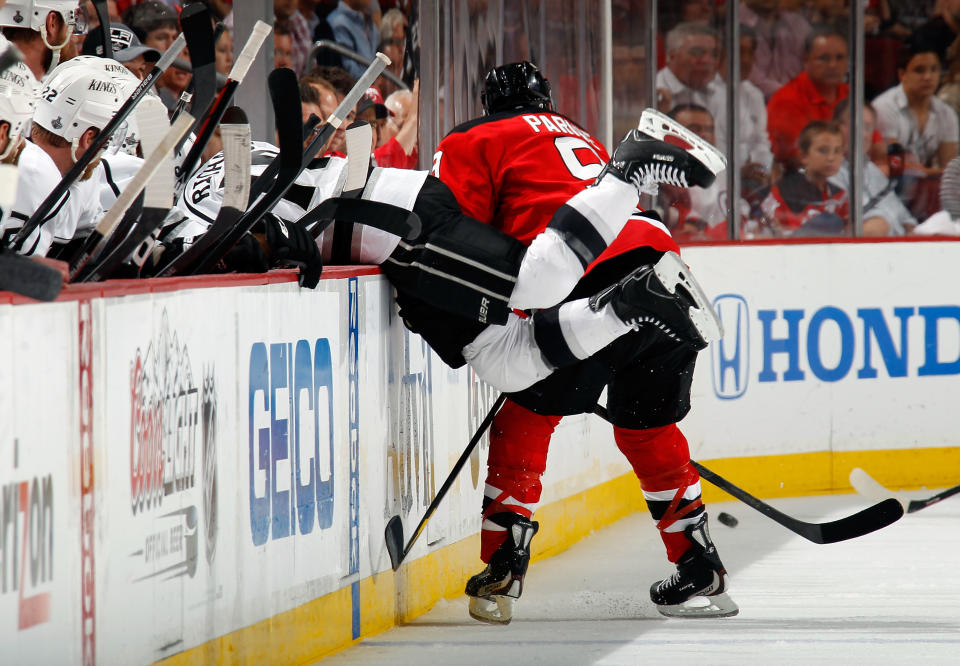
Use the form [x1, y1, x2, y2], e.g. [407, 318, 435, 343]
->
[468, 595, 515, 625]
[637, 108, 727, 177]
[653, 251, 723, 343]
[656, 592, 739, 619]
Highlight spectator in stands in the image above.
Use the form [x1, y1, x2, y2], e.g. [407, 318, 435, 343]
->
[873, 46, 959, 180]
[81, 22, 161, 80]
[376, 38, 404, 97]
[274, 20, 295, 70]
[830, 99, 916, 236]
[655, 23, 726, 139]
[739, 0, 811, 100]
[215, 27, 233, 77]
[720, 25, 773, 192]
[124, 1, 187, 110]
[767, 27, 849, 171]
[374, 81, 418, 169]
[275, 0, 313, 75]
[307, 64, 356, 98]
[657, 104, 745, 240]
[936, 37, 960, 121]
[380, 7, 407, 42]
[326, 0, 380, 80]
[299, 70, 354, 154]
[754, 120, 848, 237]
[909, 0, 960, 64]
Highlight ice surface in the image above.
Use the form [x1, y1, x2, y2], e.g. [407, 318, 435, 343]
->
[323, 493, 960, 665]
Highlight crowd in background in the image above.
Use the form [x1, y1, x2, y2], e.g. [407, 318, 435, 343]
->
[74, 0, 420, 169]
[641, 0, 960, 240]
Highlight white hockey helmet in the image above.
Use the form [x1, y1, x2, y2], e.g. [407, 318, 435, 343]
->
[34, 59, 124, 145]
[0, 1, 86, 51]
[0, 35, 39, 159]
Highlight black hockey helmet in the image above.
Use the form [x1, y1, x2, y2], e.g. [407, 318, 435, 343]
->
[480, 61, 553, 115]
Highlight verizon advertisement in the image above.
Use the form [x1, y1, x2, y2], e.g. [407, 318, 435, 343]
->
[0, 304, 82, 664]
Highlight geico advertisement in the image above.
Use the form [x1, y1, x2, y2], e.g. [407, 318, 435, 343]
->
[685, 242, 960, 455]
[0, 305, 80, 664]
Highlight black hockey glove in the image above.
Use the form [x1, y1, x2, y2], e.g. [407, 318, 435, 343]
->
[223, 232, 270, 274]
[263, 213, 323, 288]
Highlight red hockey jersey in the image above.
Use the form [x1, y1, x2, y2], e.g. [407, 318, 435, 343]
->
[434, 109, 681, 263]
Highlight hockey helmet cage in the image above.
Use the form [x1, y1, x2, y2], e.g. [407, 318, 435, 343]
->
[34, 60, 125, 143]
[0, 35, 39, 159]
[480, 61, 553, 115]
[0, 1, 86, 51]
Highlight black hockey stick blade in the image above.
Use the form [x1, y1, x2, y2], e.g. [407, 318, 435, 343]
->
[10, 32, 186, 250]
[187, 68, 303, 275]
[92, 1, 113, 59]
[175, 19, 271, 190]
[850, 467, 960, 514]
[0, 42, 22, 76]
[179, 3, 217, 121]
[304, 198, 422, 240]
[385, 393, 506, 571]
[384, 515, 405, 572]
[692, 462, 903, 544]
[591, 404, 904, 543]
[0, 250, 62, 301]
[154, 109, 252, 277]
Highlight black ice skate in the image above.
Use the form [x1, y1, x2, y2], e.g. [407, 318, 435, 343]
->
[465, 515, 539, 625]
[589, 250, 723, 350]
[650, 513, 739, 618]
[596, 108, 726, 195]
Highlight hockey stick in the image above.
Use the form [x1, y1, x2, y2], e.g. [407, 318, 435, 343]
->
[0, 250, 63, 301]
[154, 68, 302, 279]
[180, 4, 218, 125]
[81, 111, 249, 282]
[591, 405, 904, 543]
[91, 1, 113, 59]
[9, 32, 186, 250]
[385, 393, 506, 571]
[68, 112, 194, 280]
[149, 108, 252, 279]
[188, 53, 390, 276]
[0, 41, 21, 76]
[849, 467, 960, 514]
[174, 20, 271, 192]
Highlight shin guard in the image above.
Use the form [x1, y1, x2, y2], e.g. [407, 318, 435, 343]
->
[480, 400, 560, 562]
[614, 424, 705, 562]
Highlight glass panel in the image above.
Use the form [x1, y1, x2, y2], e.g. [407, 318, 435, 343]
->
[611, 0, 653, 141]
[421, 0, 607, 165]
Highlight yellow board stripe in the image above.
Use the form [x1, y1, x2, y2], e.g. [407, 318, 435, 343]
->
[156, 446, 960, 665]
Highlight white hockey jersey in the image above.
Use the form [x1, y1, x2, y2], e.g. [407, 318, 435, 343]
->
[2, 141, 104, 256]
[98, 151, 144, 210]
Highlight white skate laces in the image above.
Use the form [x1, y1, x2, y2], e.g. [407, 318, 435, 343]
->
[630, 163, 690, 197]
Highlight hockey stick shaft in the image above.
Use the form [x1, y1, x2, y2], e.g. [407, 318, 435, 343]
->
[385, 393, 506, 570]
[592, 404, 903, 543]
[190, 54, 390, 276]
[174, 20, 271, 189]
[68, 113, 195, 279]
[10, 33, 186, 250]
[92, 1, 113, 60]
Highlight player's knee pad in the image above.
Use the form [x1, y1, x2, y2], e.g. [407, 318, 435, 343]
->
[613, 424, 691, 481]
[387, 214, 527, 325]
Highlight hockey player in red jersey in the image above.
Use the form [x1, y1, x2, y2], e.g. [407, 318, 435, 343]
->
[432, 62, 738, 623]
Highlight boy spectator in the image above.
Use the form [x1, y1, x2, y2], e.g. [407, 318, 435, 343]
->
[124, 1, 187, 110]
[766, 27, 849, 170]
[755, 120, 848, 236]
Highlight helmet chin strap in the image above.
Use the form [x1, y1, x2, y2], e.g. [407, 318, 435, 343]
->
[39, 22, 71, 70]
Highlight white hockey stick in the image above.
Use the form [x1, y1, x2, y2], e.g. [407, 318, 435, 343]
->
[849, 468, 960, 514]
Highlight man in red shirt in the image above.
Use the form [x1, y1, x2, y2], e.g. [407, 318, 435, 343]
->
[766, 27, 849, 170]
[432, 62, 738, 624]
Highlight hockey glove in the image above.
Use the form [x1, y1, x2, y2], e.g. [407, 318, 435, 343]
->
[223, 232, 270, 274]
[264, 214, 323, 288]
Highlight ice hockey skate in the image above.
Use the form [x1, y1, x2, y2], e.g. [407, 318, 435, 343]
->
[465, 515, 539, 625]
[590, 250, 722, 350]
[596, 108, 727, 195]
[650, 513, 739, 618]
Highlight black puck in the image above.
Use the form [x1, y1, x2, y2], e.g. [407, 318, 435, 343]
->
[717, 511, 738, 527]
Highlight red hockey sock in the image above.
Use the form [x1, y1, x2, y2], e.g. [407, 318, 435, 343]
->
[480, 400, 561, 562]
[614, 424, 704, 562]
